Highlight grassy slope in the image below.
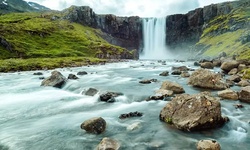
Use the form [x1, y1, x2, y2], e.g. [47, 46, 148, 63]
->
[0, 12, 131, 72]
[196, 2, 250, 60]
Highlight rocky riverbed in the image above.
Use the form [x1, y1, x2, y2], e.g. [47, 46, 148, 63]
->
[0, 60, 249, 150]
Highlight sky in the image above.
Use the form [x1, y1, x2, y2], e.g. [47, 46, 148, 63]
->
[25, 0, 236, 17]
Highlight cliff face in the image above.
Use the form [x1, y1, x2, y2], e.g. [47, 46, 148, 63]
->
[166, 2, 238, 50]
[63, 6, 142, 52]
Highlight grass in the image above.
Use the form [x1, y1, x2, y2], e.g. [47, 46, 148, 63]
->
[242, 68, 250, 79]
[0, 57, 104, 72]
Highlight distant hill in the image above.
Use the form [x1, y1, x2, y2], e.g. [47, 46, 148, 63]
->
[0, 0, 50, 14]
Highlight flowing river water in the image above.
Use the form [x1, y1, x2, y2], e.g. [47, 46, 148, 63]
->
[0, 60, 249, 150]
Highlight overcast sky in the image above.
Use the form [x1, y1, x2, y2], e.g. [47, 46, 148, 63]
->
[25, 0, 235, 17]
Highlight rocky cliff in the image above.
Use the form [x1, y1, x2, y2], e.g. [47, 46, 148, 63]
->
[63, 6, 142, 52]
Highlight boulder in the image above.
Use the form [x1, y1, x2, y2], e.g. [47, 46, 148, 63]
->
[237, 80, 250, 87]
[119, 111, 143, 119]
[68, 73, 79, 80]
[188, 69, 228, 90]
[194, 62, 200, 66]
[212, 59, 222, 67]
[159, 92, 226, 131]
[217, 89, 238, 100]
[228, 68, 238, 75]
[84, 88, 98, 96]
[96, 137, 120, 150]
[159, 71, 169, 76]
[181, 71, 190, 78]
[139, 79, 157, 84]
[239, 86, 250, 103]
[171, 70, 182, 75]
[33, 72, 43, 75]
[100, 92, 123, 103]
[41, 71, 66, 88]
[160, 81, 185, 94]
[227, 75, 241, 83]
[155, 89, 174, 97]
[172, 66, 189, 71]
[200, 62, 214, 69]
[80, 117, 106, 134]
[197, 140, 221, 150]
[77, 71, 88, 75]
[146, 95, 164, 101]
[221, 61, 239, 72]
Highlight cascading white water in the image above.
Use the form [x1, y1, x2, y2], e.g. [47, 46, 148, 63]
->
[140, 17, 171, 60]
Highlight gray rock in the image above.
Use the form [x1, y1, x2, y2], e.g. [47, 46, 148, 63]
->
[41, 71, 66, 88]
[237, 80, 250, 87]
[171, 70, 182, 75]
[197, 140, 221, 150]
[33, 72, 43, 75]
[77, 71, 88, 75]
[159, 71, 169, 76]
[80, 117, 106, 134]
[84, 88, 98, 96]
[100, 92, 123, 103]
[194, 62, 201, 66]
[227, 75, 241, 83]
[96, 137, 120, 150]
[68, 73, 79, 80]
[200, 62, 214, 69]
[160, 80, 185, 94]
[159, 92, 226, 131]
[188, 69, 228, 90]
[139, 79, 157, 84]
[239, 86, 250, 103]
[217, 89, 238, 100]
[181, 71, 190, 78]
[221, 61, 239, 72]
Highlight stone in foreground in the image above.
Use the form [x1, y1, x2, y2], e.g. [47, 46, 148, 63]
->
[217, 89, 238, 100]
[239, 86, 250, 103]
[159, 92, 226, 131]
[41, 71, 66, 88]
[188, 69, 228, 90]
[96, 137, 120, 150]
[197, 140, 221, 150]
[80, 117, 106, 134]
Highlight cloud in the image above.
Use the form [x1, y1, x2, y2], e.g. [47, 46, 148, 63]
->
[25, 0, 234, 17]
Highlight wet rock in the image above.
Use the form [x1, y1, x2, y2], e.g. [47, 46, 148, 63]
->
[239, 86, 250, 103]
[100, 92, 123, 103]
[188, 69, 228, 90]
[197, 140, 221, 150]
[39, 77, 45, 80]
[146, 95, 164, 101]
[127, 122, 141, 131]
[139, 79, 157, 84]
[226, 79, 235, 87]
[181, 71, 190, 78]
[194, 62, 201, 66]
[217, 89, 238, 100]
[221, 61, 239, 72]
[160, 92, 226, 131]
[228, 68, 238, 75]
[67, 73, 79, 80]
[172, 66, 189, 71]
[199, 59, 211, 63]
[171, 70, 182, 75]
[80, 117, 106, 134]
[227, 75, 241, 83]
[96, 137, 120, 150]
[77, 71, 88, 75]
[237, 80, 250, 87]
[200, 62, 214, 69]
[119, 111, 143, 119]
[159, 71, 169, 76]
[84, 88, 98, 96]
[234, 104, 244, 109]
[41, 71, 66, 88]
[155, 89, 174, 97]
[160, 80, 185, 94]
[212, 59, 222, 67]
[33, 72, 43, 75]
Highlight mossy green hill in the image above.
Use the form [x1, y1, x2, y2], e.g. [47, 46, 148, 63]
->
[196, 1, 250, 60]
[0, 12, 134, 72]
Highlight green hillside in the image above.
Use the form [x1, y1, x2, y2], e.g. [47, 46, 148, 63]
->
[196, 1, 250, 60]
[0, 12, 133, 72]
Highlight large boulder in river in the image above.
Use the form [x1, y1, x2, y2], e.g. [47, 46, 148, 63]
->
[200, 62, 214, 69]
[217, 89, 238, 100]
[188, 69, 228, 90]
[80, 117, 106, 134]
[197, 140, 221, 150]
[239, 86, 250, 103]
[220, 61, 239, 72]
[41, 71, 66, 88]
[160, 81, 185, 94]
[159, 92, 226, 131]
[96, 137, 120, 150]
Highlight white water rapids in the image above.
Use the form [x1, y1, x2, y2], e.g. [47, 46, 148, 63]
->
[0, 60, 249, 150]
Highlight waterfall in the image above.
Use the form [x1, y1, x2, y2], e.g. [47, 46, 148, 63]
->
[140, 17, 170, 60]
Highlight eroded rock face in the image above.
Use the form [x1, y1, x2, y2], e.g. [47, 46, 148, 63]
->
[188, 69, 228, 90]
[96, 137, 120, 150]
[160, 81, 185, 94]
[41, 71, 66, 88]
[217, 89, 238, 100]
[197, 140, 221, 150]
[80, 117, 106, 134]
[159, 92, 226, 131]
[239, 86, 250, 103]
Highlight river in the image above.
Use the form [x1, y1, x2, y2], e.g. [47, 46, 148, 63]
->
[0, 60, 249, 150]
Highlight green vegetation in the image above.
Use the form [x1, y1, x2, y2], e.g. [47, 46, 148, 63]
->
[242, 68, 250, 79]
[197, 2, 250, 59]
[0, 57, 104, 72]
[165, 117, 173, 124]
[0, 12, 131, 72]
